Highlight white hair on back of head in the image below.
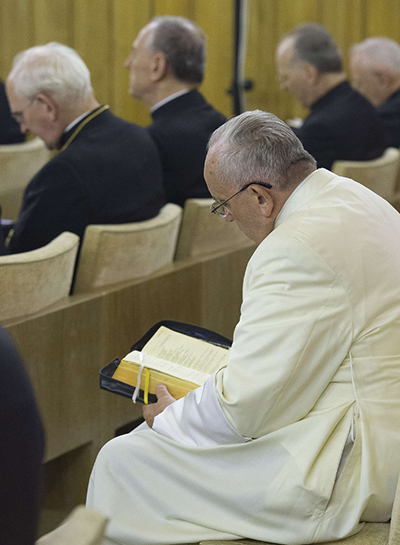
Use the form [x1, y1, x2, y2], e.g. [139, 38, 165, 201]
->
[352, 37, 400, 73]
[208, 110, 316, 191]
[9, 42, 93, 104]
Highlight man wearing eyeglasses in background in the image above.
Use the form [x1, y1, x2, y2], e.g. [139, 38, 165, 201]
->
[5, 42, 165, 254]
[87, 110, 400, 545]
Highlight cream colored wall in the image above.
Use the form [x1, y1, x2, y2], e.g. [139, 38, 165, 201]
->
[0, 0, 399, 125]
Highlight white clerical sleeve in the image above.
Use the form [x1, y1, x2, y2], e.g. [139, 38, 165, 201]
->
[215, 233, 353, 439]
[152, 373, 250, 446]
[156, 231, 352, 445]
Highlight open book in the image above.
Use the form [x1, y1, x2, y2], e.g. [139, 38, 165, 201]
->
[111, 325, 230, 401]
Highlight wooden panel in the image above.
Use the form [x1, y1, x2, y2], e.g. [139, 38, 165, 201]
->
[154, 0, 195, 19]
[319, 0, 366, 73]
[32, 0, 73, 46]
[277, 0, 320, 37]
[366, 0, 400, 41]
[6, 295, 104, 462]
[111, 0, 153, 124]
[73, 0, 111, 107]
[245, 0, 281, 115]
[194, 0, 234, 117]
[0, 0, 34, 79]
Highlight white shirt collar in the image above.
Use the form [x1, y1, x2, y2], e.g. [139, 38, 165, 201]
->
[150, 89, 191, 113]
[64, 110, 92, 133]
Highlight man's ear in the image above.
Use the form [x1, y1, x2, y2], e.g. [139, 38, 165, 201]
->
[150, 52, 168, 82]
[250, 185, 274, 218]
[304, 62, 319, 85]
[36, 93, 59, 122]
[374, 68, 393, 90]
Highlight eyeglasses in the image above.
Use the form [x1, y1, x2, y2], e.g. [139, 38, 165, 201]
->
[210, 181, 273, 218]
[10, 97, 37, 124]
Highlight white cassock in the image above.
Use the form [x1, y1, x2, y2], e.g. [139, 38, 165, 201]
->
[87, 169, 400, 545]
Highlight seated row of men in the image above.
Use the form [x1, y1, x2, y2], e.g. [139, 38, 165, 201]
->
[1, 18, 400, 257]
[2, 17, 225, 255]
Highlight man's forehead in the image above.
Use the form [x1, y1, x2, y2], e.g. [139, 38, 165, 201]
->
[205, 149, 217, 171]
[135, 24, 156, 47]
[277, 38, 295, 61]
[204, 149, 233, 198]
[5, 80, 20, 105]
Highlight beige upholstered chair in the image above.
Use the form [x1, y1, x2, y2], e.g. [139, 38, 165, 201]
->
[200, 472, 400, 545]
[174, 198, 254, 261]
[0, 232, 79, 322]
[0, 137, 51, 220]
[332, 147, 400, 201]
[73, 203, 182, 294]
[390, 192, 400, 214]
[36, 506, 108, 545]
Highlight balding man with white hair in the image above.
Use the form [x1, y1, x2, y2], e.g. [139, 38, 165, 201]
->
[6, 42, 165, 254]
[351, 37, 400, 147]
[87, 110, 400, 545]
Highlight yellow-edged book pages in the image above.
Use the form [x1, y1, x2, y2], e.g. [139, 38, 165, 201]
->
[112, 326, 229, 400]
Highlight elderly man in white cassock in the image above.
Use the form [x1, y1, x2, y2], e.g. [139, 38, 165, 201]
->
[87, 110, 400, 545]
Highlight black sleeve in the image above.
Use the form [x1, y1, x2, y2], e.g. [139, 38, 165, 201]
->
[0, 328, 45, 545]
[293, 122, 337, 170]
[8, 159, 89, 254]
[0, 81, 25, 145]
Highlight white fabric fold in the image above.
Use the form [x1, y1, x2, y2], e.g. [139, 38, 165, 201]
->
[152, 373, 250, 446]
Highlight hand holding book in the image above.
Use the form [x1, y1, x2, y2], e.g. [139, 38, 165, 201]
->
[142, 384, 176, 427]
[110, 325, 230, 403]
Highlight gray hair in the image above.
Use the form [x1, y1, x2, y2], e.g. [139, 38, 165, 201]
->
[8, 42, 93, 104]
[208, 110, 316, 191]
[285, 23, 342, 73]
[352, 37, 400, 73]
[147, 16, 205, 84]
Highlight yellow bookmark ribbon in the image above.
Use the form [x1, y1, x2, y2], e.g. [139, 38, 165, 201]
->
[143, 369, 151, 405]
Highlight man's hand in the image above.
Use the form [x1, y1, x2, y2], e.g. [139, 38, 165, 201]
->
[142, 384, 176, 428]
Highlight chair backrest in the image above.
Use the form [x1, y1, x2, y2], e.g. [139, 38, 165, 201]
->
[332, 147, 400, 201]
[73, 203, 182, 294]
[0, 232, 79, 322]
[174, 198, 254, 261]
[389, 472, 400, 545]
[0, 137, 51, 220]
[36, 506, 108, 545]
[390, 192, 400, 214]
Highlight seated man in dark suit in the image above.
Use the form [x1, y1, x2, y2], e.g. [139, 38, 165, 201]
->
[351, 37, 400, 148]
[0, 80, 24, 144]
[125, 16, 226, 207]
[0, 327, 44, 545]
[5, 42, 165, 254]
[276, 23, 387, 170]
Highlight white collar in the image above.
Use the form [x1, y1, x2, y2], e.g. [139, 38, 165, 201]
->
[274, 169, 336, 229]
[150, 89, 191, 113]
[64, 110, 92, 133]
